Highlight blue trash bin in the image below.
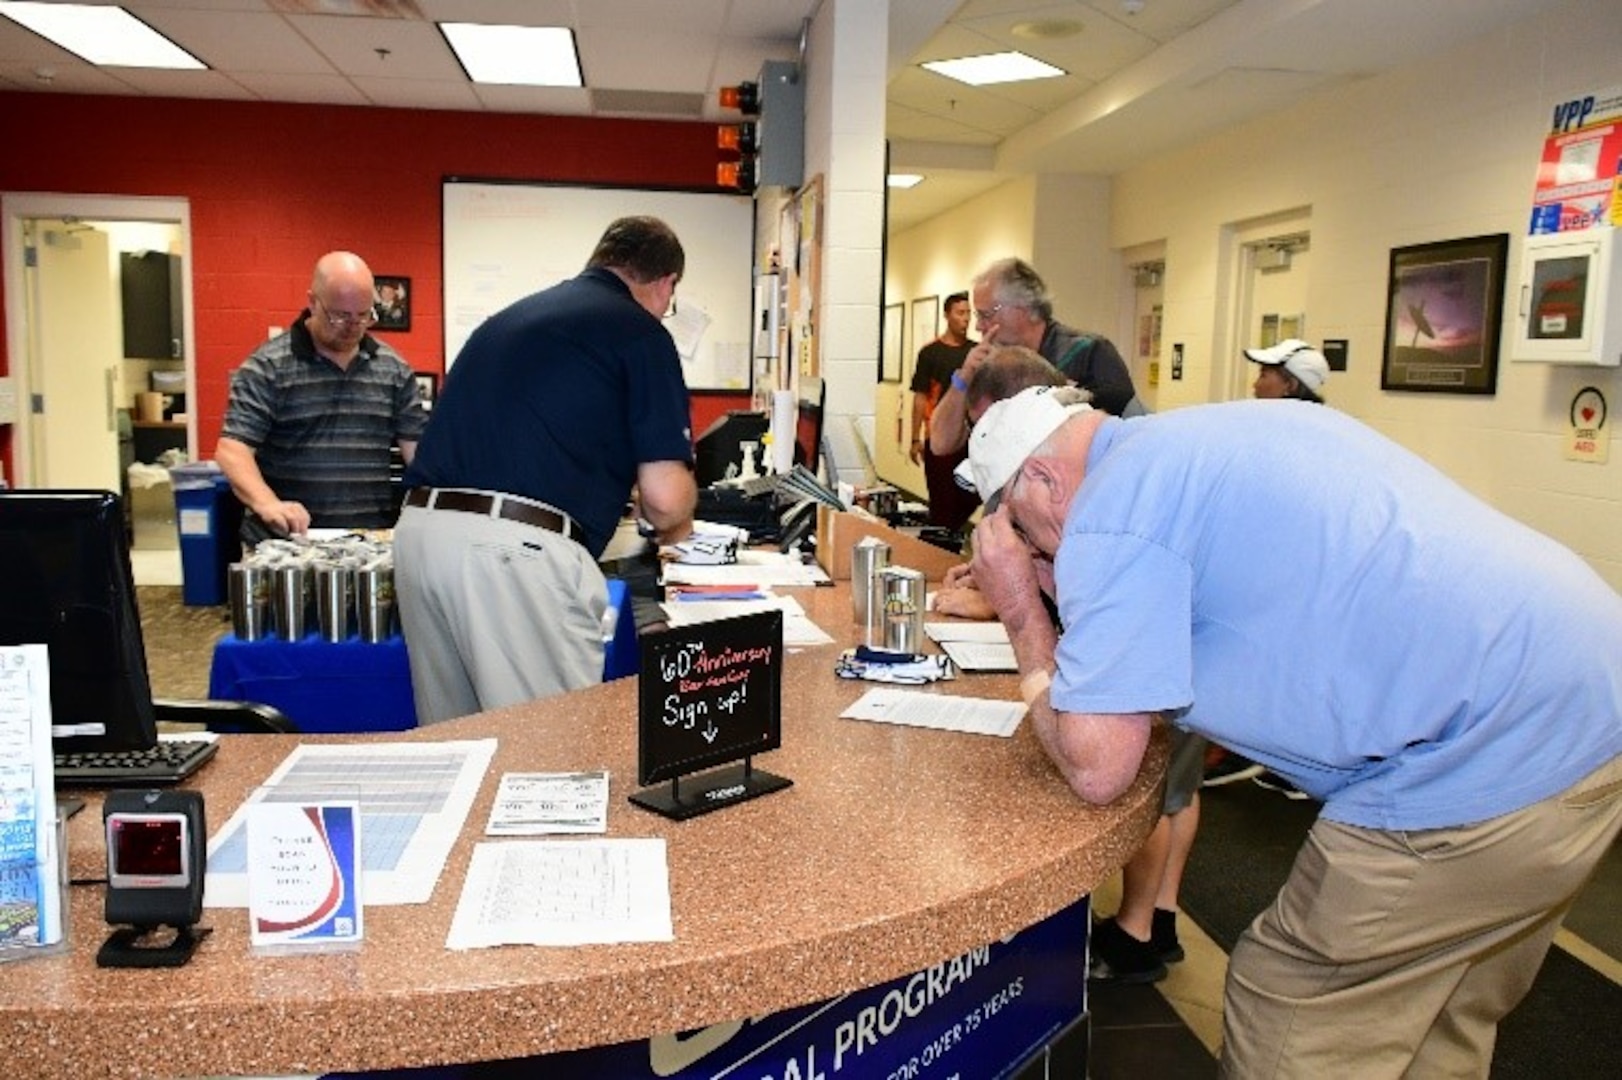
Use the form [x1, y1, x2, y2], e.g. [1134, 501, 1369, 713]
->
[170, 463, 237, 606]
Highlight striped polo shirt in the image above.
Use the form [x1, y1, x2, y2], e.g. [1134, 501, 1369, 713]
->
[221, 314, 428, 529]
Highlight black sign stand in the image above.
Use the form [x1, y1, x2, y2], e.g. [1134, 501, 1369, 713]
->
[629, 757, 792, 821]
[629, 610, 791, 821]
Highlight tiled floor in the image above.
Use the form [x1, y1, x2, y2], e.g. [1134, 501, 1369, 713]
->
[130, 545, 183, 587]
[1088, 876, 1221, 1076]
[1086, 799, 1622, 1079]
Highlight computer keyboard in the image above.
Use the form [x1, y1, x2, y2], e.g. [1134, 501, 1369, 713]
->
[737, 474, 781, 499]
[54, 739, 219, 787]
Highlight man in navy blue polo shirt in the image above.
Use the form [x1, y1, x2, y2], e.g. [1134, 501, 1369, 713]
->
[397, 216, 697, 723]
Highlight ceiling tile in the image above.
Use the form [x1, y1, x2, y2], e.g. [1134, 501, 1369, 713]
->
[350, 73, 482, 110]
[469, 82, 591, 115]
[230, 70, 373, 105]
[579, 33, 718, 93]
[138, 10, 335, 74]
[415, 0, 574, 23]
[888, 67, 1044, 137]
[285, 14, 464, 77]
[0, 62, 132, 94]
[104, 69, 260, 100]
[574, 0, 730, 36]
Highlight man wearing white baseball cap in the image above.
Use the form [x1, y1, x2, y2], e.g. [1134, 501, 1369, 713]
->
[1245, 338, 1329, 402]
[962, 388, 1622, 1076]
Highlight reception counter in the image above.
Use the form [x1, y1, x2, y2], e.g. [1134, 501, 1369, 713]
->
[8, 582, 1165, 1078]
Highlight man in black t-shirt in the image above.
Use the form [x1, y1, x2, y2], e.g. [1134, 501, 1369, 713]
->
[908, 292, 980, 528]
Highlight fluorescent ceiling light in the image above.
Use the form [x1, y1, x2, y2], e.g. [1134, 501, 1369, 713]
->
[887, 174, 924, 189]
[922, 51, 1064, 87]
[0, 1, 204, 69]
[441, 22, 581, 87]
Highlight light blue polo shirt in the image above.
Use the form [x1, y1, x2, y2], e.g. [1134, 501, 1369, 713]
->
[1049, 400, 1622, 830]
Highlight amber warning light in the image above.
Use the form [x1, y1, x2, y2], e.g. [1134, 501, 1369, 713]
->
[719, 82, 760, 115]
[717, 160, 757, 195]
[717, 122, 757, 153]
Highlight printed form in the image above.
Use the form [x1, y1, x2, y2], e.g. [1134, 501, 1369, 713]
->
[841, 687, 1026, 738]
[446, 838, 673, 950]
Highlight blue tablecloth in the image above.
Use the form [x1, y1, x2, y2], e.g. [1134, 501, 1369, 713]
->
[209, 632, 418, 734]
[209, 579, 639, 733]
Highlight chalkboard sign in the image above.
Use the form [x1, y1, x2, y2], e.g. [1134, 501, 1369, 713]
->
[630, 610, 791, 820]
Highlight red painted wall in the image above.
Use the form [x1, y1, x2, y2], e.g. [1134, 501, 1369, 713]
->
[0, 91, 747, 479]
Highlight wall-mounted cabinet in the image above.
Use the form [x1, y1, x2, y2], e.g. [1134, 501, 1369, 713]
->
[1511, 228, 1622, 366]
[120, 250, 182, 359]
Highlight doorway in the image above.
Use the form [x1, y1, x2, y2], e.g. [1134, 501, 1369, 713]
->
[1220, 211, 1313, 401]
[2, 193, 195, 584]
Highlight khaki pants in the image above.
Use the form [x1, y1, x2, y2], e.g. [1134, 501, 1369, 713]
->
[395, 503, 607, 725]
[1221, 753, 1622, 1078]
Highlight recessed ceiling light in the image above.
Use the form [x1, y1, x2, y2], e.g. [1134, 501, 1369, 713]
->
[887, 174, 924, 189]
[0, 1, 205, 69]
[441, 22, 582, 87]
[921, 51, 1064, 87]
[1011, 19, 1084, 41]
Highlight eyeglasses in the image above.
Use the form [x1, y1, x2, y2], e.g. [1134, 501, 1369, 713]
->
[313, 296, 376, 330]
[661, 276, 680, 320]
[973, 303, 1005, 324]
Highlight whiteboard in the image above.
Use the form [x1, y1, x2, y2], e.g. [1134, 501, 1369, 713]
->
[442, 180, 755, 390]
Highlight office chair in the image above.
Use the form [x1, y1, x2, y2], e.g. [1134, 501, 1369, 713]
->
[154, 698, 301, 735]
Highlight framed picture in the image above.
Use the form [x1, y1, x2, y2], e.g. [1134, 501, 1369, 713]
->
[1380, 234, 1509, 394]
[412, 371, 437, 410]
[373, 275, 411, 332]
[881, 303, 904, 383]
[909, 295, 939, 385]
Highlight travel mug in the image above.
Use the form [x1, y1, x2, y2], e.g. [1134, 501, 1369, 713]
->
[355, 564, 396, 643]
[271, 564, 309, 641]
[868, 566, 925, 653]
[851, 537, 891, 624]
[314, 562, 353, 642]
[228, 563, 269, 641]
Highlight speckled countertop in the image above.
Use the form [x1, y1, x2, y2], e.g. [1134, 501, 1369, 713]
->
[3, 583, 1164, 1078]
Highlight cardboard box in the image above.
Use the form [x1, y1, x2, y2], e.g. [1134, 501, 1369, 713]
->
[814, 507, 962, 582]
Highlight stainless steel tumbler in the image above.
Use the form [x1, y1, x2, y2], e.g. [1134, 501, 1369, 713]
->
[271, 564, 309, 641]
[314, 562, 352, 643]
[228, 563, 270, 641]
[851, 537, 891, 624]
[355, 564, 396, 643]
[867, 566, 925, 653]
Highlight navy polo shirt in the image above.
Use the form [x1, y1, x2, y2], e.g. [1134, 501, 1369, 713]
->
[405, 267, 693, 556]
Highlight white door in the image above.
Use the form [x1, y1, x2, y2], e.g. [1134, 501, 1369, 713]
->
[2, 192, 193, 497]
[25, 220, 121, 490]
[1229, 235, 1312, 401]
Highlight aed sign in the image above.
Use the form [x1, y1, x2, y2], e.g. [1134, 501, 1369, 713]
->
[1566, 385, 1609, 463]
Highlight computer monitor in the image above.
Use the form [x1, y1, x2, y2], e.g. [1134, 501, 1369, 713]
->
[0, 490, 158, 752]
[794, 375, 825, 477]
[693, 409, 770, 487]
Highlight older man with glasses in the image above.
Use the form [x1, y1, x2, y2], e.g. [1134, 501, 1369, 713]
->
[928, 257, 1141, 460]
[217, 250, 427, 544]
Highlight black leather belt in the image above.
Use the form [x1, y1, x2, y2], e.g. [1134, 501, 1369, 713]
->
[404, 487, 584, 546]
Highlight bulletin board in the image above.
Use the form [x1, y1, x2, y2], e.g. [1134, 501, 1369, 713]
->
[441, 179, 756, 390]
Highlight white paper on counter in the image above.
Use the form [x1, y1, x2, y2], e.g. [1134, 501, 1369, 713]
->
[445, 839, 673, 950]
[486, 771, 609, 836]
[841, 687, 1025, 737]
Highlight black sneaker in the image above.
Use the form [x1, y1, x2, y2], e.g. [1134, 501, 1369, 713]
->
[1151, 908, 1185, 964]
[1088, 917, 1168, 985]
[1253, 769, 1311, 800]
[1203, 753, 1264, 787]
